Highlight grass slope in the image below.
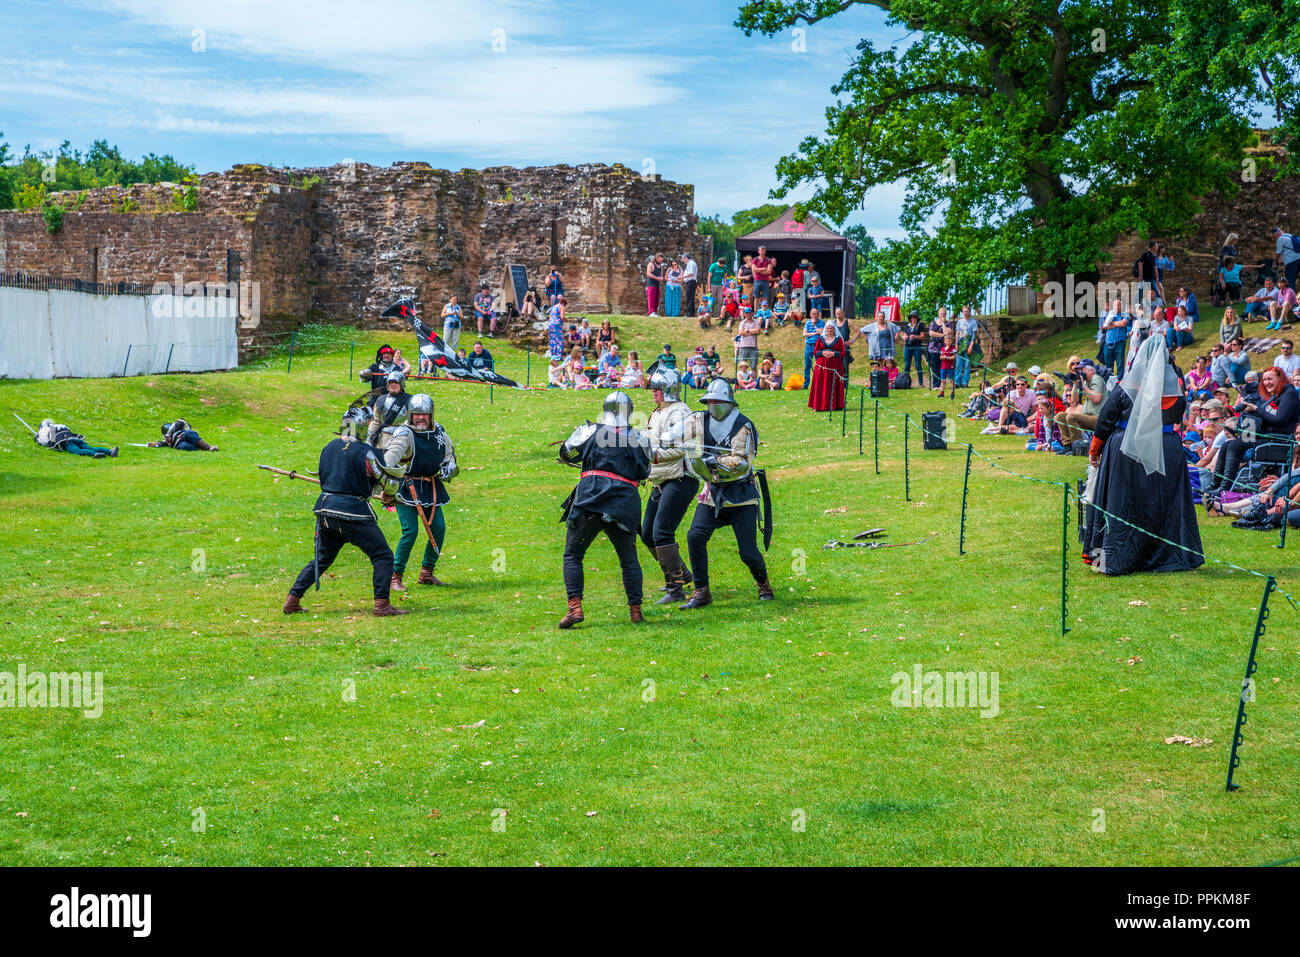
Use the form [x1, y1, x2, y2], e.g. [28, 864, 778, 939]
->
[0, 314, 1297, 866]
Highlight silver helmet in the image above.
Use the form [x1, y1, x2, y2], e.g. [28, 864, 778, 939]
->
[698, 377, 737, 419]
[408, 393, 433, 420]
[340, 405, 373, 439]
[385, 369, 407, 388]
[377, 394, 410, 428]
[648, 366, 682, 401]
[600, 390, 634, 428]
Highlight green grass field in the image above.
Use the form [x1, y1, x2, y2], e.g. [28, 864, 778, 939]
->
[1, 311, 1297, 866]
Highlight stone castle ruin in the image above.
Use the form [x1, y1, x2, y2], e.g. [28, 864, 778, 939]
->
[0, 161, 713, 331]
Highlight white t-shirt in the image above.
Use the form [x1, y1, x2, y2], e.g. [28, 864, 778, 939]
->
[1273, 352, 1300, 377]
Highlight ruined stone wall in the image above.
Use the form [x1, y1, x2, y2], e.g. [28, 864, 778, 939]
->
[0, 162, 710, 330]
[1097, 139, 1300, 300]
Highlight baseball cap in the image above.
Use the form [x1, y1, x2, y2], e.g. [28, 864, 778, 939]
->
[1202, 398, 1225, 411]
[1028, 365, 1043, 376]
[1077, 357, 1095, 369]
[1005, 362, 1018, 371]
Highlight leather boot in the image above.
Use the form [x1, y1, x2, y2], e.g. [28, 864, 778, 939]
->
[757, 580, 775, 600]
[654, 544, 689, 604]
[417, 567, 446, 586]
[629, 604, 644, 623]
[679, 586, 712, 610]
[197, 439, 219, 451]
[109, 446, 119, 458]
[390, 572, 406, 593]
[283, 593, 307, 614]
[373, 598, 410, 616]
[558, 596, 584, 629]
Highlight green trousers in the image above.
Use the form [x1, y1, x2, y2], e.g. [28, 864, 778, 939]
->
[394, 502, 446, 574]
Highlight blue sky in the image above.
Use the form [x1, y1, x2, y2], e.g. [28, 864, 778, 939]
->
[0, 0, 906, 237]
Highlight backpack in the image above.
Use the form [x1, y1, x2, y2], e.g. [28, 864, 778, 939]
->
[1290, 233, 1300, 254]
[1131, 259, 1141, 278]
[892, 372, 911, 390]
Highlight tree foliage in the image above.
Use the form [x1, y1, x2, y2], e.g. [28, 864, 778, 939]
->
[0, 135, 194, 210]
[698, 202, 791, 265]
[734, 0, 1252, 310]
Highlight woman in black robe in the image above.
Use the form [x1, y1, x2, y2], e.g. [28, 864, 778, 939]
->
[1083, 336, 1203, 575]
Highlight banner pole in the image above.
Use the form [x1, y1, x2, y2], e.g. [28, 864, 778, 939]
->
[858, 388, 864, 455]
[286, 330, 296, 373]
[874, 399, 880, 474]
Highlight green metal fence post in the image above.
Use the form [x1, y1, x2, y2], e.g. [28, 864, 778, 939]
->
[904, 415, 911, 501]
[1280, 438, 1294, 549]
[1226, 575, 1275, 791]
[959, 444, 973, 555]
[526, 347, 531, 388]
[286, 330, 297, 373]
[874, 399, 879, 474]
[858, 388, 864, 455]
[490, 383, 494, 405]
[1061, 482, 1070, 636]
[349, 341, 354, 382]
[164, 343, 175, 374]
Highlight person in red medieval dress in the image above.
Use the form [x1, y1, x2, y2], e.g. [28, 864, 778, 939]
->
[808, 322, 847, 412]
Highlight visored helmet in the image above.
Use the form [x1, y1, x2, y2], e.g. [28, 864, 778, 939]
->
[648, 366, 682, 401]
[408, 393, 433, 418]
[386, 370, 407, 387]
[600, 390, 634, 428]
[340, 405, 373, 440]
[699, 377, 737, 421]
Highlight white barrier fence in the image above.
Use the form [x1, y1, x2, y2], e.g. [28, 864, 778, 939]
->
[0, 287, 238, 379]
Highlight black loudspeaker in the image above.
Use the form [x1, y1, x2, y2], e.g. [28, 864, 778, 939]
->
[922, 411, 947, 450]
[870, 370, 890, 398]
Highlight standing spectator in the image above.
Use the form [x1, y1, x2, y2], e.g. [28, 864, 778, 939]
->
[736, 308, 761, 372]
[1100, 298, 1129, 375]
[1155, 244, 1175, 297]
[473, 285, 497, 338]
[681, 253, 699, 316]
[738, 254, 754, 305]
[1218, 232, 1238, 269]
[545, 267, 564, 305]
[928, 307, 952, 384]
[806, 275, 828, 316]
[937, 333, 958, 399]
[708, 257, 727, 317]
[776, 270, 792, 304]
[901, 310, 928, 388]
[791, 259, 808, 313]
[751, 245, 774, 306]
[1136, 240, 1159, 306]
[1243, 277, 1279, 323]
[1274, 226, 1300, 290]
[665, 260, 683, 317]
[646, 253, 665, 316]
[1275, 340, 1300, 378]
[1268, 276, 1296, 330]
[547, 297, 567, 360]
[802, 308, 825, 387]
[832, 306, 853, 373]
[440, 296, 463, 352]
[808, 324, 847, 412]
[955, 304, 981, 387]
[855, 309, 900, 369]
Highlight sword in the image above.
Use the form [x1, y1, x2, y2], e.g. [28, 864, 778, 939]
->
[12, 412, 36, 435]
[756, 468, 773, 551]
[405, 479, 441, 557]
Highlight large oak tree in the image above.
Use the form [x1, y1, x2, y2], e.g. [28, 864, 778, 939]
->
[735, 0, 1252, 309]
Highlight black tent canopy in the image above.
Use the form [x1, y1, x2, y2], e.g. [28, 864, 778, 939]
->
[734, 206, 859, 318]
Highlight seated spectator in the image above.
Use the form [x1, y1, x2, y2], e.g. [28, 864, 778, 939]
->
[884, 356, 900, 384]
[696, 301, 711, 328]
[1175, 285, 1198, 323]
[683, 348, 708, 388]
[1209, 342, 1230, 386]
[1061, 357, 1106, 434]
[596, 319, 616, 352]
[565, 324, 583, 353]
[995, 378, 1036, 434]
[473, 285, 498, 337]
[596, 344, 623, 387]
[759, 352, 784, 390]
[34, 419, 117, 458]
[1210, 367, 1299, 490]
[704, 344, 725, 380]
[1238, 370, 1263, 409]
[1185, 355, 1214, 398]
[149, 418, 219, 451]
[657, 343, 677, 369]
[755, 299, 774, 334]
[547, 358, 566, 389]
[773, 293, 789, 327]
[1275, 339, 1300, 378]
[1269, 280, 1297, 330]
[1026, 396, 1065, 453]
[1243, 278, 1279, 322]
[1219, 305, 1243, 343]
[1169, 305, 1194, 351]
[578, 319, 593, 350]
[736, 360, 758, 390]
[466, 340, 494, 374]
[391, 348, 413, 376]
[1217, 256, 1244, 304]
[621, 350, 645, 389]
